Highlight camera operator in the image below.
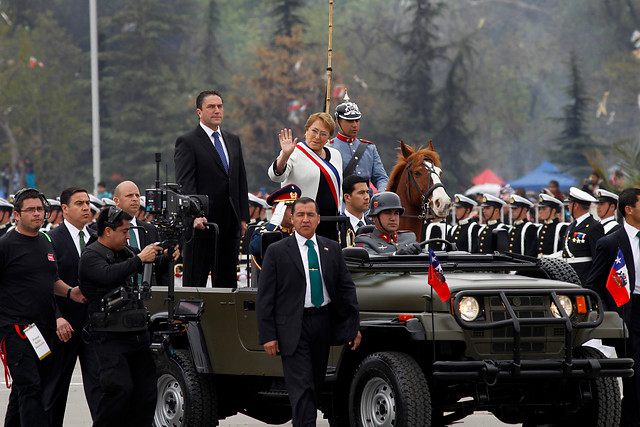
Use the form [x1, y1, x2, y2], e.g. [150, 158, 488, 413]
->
[78, 206, 161, 426]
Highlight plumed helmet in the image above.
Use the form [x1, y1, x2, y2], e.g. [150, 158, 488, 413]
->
[368, 191, 404, 216]
[334, 89, 361, 122]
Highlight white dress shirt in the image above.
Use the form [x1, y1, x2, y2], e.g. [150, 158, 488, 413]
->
[623, 220, 640, 295]
[344, 209, 366, 233]
[200, 122, 229, 165]
[294, 232, 331, 308]
[64, 219, 90, 256]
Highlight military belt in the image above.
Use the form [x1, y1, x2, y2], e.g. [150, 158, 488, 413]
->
[564, 256, 592, 264]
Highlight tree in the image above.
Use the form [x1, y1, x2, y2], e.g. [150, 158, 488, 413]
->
[271, 0, 305, 38]
[233, 27, 325, 189]
[432, 35, 477, 190]
[99, 0, 195, 186]
[551, 50, 599, 179]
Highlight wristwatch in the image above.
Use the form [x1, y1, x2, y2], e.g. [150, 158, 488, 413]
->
[67, 287, 73, 299]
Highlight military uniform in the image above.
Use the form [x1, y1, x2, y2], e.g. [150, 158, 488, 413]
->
[355, 228, 418, 254]
[329, 134, 388, 191]
[562, 187, 605, 284]
[478, 193, 508, 254]
[330, 90, 389, 191]
[424, 221, 449, 250]
[537, 218, 569, 256]
[595, 189, 621, 235]
[506, 195, 538, 257]
[601, 217, 621, 235]
[448, 218, 479, 253]
[249, 222, 294, 268]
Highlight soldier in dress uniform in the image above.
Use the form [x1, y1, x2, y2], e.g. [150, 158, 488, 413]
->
[249, 184, 301, 270]
[536, 193, 569, 257]
[595, 189, 620, 235]
[42, 199, 63, 232]
[477, 193, 508, 254]
[354, 192, 422, 255]
[248, 193, 269, 227]
[507, 195, 538, 257]
[562, 187, 605, 284]
[328, 90, 388, 192]
[89, 194, 102, 221]
[447, 194, 480, 253]
[0, 198, 13, 237]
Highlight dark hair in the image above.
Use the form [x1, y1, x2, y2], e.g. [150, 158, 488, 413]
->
[292, 197, 320, 214]
[196, 90, 223, 110]
[96, 206, 133, 236]
[618, 188, 640, 219]
[60, 187, 88, 206]
[97, 181, 107, 188]
[342, 175, 369, 197]
[14, 188, 44, 211]
[549, 180, 559, 187]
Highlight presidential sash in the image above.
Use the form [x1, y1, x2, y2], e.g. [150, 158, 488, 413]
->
[295, 142, 341, 209]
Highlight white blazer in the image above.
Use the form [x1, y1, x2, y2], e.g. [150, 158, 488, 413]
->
[268, 144, 343, 203]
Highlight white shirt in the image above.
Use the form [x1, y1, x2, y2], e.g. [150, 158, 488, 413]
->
[200, 122, 229, 165]
[574, 212, 590, 227]
[623, 220, 640, 295]
[64, 219, 90, 256]
[294, 232, 331, 308]
[344, 209, 366, 233]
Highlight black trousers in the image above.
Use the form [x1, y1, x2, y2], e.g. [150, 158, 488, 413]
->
[42, 328, 101, 426]
[182, 227, 239, 287]
[619, 304, 640, 427]
[87, 330, 156, 427]
[281, 311, 332, 427]
[3, 330, 52, 427]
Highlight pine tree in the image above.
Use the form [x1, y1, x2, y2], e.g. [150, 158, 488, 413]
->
[551, 50, 598, 179]
[272, 0, 305, 38]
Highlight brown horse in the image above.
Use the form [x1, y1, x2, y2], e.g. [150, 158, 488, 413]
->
[387, 141, 451, 240]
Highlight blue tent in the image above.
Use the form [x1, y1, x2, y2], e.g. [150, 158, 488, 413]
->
[506, 160, 578, 192]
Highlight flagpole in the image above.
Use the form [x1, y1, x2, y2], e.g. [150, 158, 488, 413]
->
[324, 0, 334, 114]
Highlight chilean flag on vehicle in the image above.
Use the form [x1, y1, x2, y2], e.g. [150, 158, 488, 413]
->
[428, 249, 450, 301]
[606, 249, 630, 307]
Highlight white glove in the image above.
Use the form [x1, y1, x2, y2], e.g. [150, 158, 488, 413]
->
[270, 202, 286, 226]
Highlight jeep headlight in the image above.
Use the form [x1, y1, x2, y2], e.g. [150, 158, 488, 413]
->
[551, 295, 573, 318]
[459, 296, 480, 321]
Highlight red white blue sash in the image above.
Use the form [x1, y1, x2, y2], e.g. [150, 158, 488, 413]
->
[295, 142, 341, 208]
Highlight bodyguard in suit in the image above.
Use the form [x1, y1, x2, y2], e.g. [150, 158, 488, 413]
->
[175, 90, 250, 287]
[341, 175, 371, 246]
[584, 188, 640, 426]
[447, 194, 480, 253]
[562, 187, 605, 284]
[596, 188, 621, 235]
[113, 180, 178, 285]
[42, 187, 101, 425]
[257, 197, 361, 426]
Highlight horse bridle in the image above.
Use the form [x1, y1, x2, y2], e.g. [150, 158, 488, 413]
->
[404, 159, 446, 238]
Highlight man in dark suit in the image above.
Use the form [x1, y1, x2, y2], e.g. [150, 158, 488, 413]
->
[42, 187, 101, 425]
[562, 187, 605, 284]
[257, 197, 361, 426]
[584, 187, 640, 426]
[341, 175, 372, 246]
[175, 89, 249, 287]
[113, 180, 177, 285]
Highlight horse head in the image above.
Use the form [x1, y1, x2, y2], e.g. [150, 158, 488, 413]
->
[389, 140, 451, 219]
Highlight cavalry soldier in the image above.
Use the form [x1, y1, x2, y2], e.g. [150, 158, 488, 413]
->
[536, 193, 569, 257]
[507, 195, 538, 257]
[477, 193, 508, 254]
[328, 91, 388, 192]
[249, 184, 301, 271]
[447, 194, 480, 253]
[354, 192, 422, 255]
[595, 188, 620, 235]
[562, 187, 605, 284]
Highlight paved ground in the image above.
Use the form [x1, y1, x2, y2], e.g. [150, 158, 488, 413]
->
[0, 362, 516, 426]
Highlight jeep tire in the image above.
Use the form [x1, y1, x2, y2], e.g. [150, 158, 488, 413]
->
[349, 352, 431, 426]
[154, 349, 217, 427]
[537, 257, 581, 285]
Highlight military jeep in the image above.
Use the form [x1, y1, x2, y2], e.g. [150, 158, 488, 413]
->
[146, 249, 633, 427]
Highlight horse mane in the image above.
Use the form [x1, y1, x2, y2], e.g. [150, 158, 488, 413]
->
[387, 142, 441, 192]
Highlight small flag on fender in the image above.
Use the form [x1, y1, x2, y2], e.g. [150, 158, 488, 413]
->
[606, 249, 630, 307]
[428, 249, 450, 301]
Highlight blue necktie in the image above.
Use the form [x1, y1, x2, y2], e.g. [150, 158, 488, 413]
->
[305, 240, 324, 308]
[213, 132, 228, 173]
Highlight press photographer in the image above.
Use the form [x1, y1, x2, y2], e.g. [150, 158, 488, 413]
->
[78, 206, 161, 426]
